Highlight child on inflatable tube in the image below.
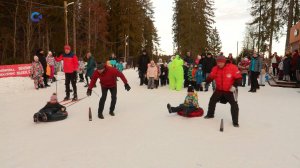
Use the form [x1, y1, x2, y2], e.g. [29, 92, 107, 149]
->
[33, 93, 68, 122]
[167, 86, 202, 117]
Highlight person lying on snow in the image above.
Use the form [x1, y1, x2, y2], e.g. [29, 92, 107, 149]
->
[167, 86, 201, 116]
[33, 93, 68, 122]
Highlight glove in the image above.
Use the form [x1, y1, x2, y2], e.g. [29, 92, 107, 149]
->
[87, 89, 92, 96]
[124, 83, 131, 91]
[230, 87, 236, 93]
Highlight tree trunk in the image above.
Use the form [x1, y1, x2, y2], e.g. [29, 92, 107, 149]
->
[285, 0, 294, 52]
[294, 0, 299, 24]
[269, 0, 276, 57]
[26, 1, 33, 62]
[13, 0, 19, 64]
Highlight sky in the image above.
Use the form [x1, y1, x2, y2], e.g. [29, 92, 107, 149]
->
[152, 0, 286, 57]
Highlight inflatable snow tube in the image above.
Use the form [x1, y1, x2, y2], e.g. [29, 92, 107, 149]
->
[177, 108, 204, 118]
[33, 111, 68, 122]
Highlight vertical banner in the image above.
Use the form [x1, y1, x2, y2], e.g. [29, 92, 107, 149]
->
[0, 64, 32, 78]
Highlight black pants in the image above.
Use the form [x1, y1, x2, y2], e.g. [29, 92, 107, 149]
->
[250, 71, 260, 91]
[65, 72, 77, 97]
[98, 87, 117, 114]
[171, 104, 197, 115]
[206, 91, 239, 124]
[79, 73, 84, 81]
[139, 71, 147, 85]
[43, 72, 48, 86]
[160, 76, 167, 86]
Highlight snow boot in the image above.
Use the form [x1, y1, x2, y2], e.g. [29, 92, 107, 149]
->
[167, 104, 172, 113]
[204, 115, 214, 119]
[233, 123, 239, 127]
[109, 111, 115, 116]
[72, 93, 78, 101]
[98, 113, 104, 119]
[64, 96, 70, 101]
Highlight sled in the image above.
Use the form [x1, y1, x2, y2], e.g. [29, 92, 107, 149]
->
[177, 108, 204, 118]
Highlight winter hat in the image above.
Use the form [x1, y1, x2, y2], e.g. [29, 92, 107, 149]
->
[50, 93, 57, 102]
[216, 55, 226, 63]
[187, 86, 194, 92]
[34, 55, 39, 62]
[48, 51, 53, 57]
[97, 63, 105, 70]
[64, 45, 71, 50]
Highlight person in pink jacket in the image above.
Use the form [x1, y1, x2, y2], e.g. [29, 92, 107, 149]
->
[147, 60, 158, 89]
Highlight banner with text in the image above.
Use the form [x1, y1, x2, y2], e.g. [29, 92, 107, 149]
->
[0, 64, 31, 78]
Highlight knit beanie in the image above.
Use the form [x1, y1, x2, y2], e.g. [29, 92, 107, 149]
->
[97, 63, 105, 70]
[187, 86, 194, 92]
[216, 55, 226, 63]
[50, 93, 58, 103]
[64, 45, 71, 50]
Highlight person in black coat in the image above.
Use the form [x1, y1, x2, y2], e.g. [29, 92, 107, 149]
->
[201, 53, 216, 91]
[283, 55, 291, 81]
[160, 63, 168, 86]
[138, 50, 150, 86]
[36, 49, 49, 87]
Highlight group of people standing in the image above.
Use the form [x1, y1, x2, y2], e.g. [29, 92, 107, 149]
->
[270, 50, 300, 84]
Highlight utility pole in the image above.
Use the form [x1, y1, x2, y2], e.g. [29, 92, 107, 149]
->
[237, 41, 239, 57]
[73, 1, 76, 54]
[64, 1, 68, 45]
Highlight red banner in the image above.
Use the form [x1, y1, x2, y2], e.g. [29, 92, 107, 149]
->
[0, 64, 32, 78]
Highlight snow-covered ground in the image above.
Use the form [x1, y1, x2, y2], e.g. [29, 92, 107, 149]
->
[1, 69, 300, 168]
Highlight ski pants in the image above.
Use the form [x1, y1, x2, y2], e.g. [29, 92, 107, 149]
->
[206, 91, 239, 125]
[98, 87, 117, 114]
[65, 72, 77, 97]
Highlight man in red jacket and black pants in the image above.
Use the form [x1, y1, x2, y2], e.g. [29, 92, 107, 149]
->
[204, 55, 242, 127]
[87, 63, 131, 119]
[55, 45, 79, 101]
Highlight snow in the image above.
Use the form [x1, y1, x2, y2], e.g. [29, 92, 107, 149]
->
[1, 69, 300, 168]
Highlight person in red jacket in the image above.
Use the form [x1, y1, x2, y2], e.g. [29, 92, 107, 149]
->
[55, 45, 79, 101]
[86, 63, 131, 119]
[204, 55, 242, 127]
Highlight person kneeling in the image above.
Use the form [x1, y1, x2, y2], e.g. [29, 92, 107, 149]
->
[167, 86, 201, 116]
[33, 93, 68, 122]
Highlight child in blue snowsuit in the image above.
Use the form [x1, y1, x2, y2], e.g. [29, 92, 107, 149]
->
[195, 64, 204, 91]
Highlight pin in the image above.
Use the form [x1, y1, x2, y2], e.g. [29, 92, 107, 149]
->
[220, 119, 224, 132]
[89, 107, 92, 121]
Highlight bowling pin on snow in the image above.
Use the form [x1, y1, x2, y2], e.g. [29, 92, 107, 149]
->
[220, 119, 224, 132]
[89, 107, 92, 121]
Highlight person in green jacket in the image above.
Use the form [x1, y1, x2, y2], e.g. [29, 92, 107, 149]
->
[168, 55, 184, 91]
[84, 52, 97, 87]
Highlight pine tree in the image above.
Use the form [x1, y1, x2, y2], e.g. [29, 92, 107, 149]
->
[208, 27, 222, 56]
[173, 0, 215, 56]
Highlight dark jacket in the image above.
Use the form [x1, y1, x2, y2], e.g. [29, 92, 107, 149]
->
[202, 57, 216, 74]
[297, 56, 300, 70]
[283, 57, 291, 75]
[89, 65, 128, 89]
[40, 102, 65, 114]
[184, 56, 194, 65]
[86, 56, 96, 77]
[36, 51, 47, 71]
[138, 54, 150, 73]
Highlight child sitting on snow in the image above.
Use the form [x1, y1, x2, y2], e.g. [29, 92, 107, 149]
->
[33, 93, 68, 122]
[30, 55, 45, 89]
[167, 86, 201, 116]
